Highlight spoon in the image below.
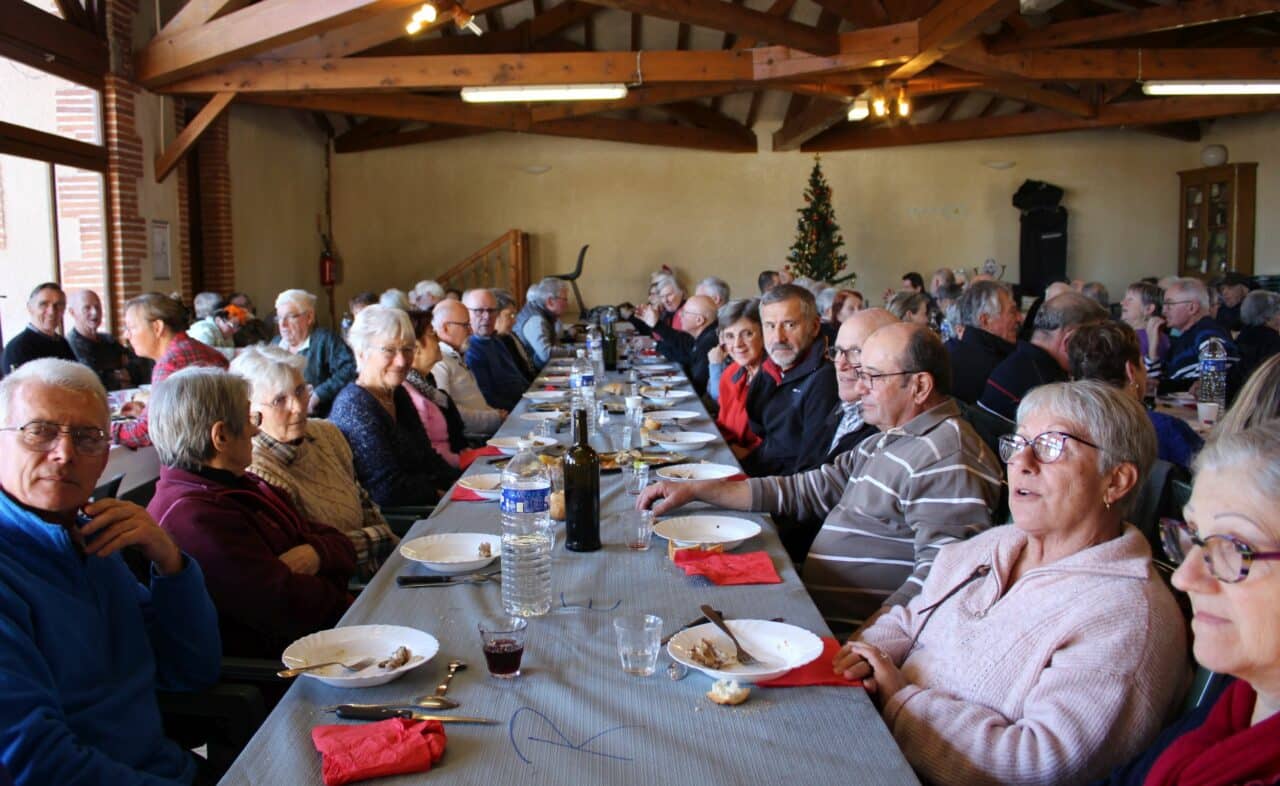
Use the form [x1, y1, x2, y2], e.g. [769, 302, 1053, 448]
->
[331, 660, 466, 713]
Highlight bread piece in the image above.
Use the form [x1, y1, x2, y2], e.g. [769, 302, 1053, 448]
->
[668, 540, 726, 560]
[549, 490, 565, 521]
[707, 679, 750, 706]
[643, 417, 661, 432]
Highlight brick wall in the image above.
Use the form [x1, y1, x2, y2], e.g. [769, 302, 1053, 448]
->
[197, 112, 235, 294]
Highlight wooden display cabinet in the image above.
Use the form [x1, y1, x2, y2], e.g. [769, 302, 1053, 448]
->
[1178, 163, 1257, 280]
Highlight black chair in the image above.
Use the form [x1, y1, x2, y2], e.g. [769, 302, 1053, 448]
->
[381, 504, 436, 538]
[954, 400, 1013, 524]
[550, 244, 588, 315]
[92, 473, 125, 502]
[1129, 460, 1191, 562]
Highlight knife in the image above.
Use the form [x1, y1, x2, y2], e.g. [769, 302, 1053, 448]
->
[335, 706, 497, 724]
[396, 575, 458, 586]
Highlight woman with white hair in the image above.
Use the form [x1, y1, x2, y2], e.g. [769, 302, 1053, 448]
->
[273, 288, 356, 417]
[836, 381, 1188, 785]
[379, 289, 412, 312]
[147, 367, 356, 658]
[328, 306, 459, 507]
[231, 345, 397, 580]
[409, 280, 445, 310]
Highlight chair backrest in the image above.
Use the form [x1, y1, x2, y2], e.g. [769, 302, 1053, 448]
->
[92, 473, 125, 501]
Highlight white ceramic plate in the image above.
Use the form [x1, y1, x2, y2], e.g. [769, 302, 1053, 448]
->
[650, 431, 717, 451]
[281, 624, 440, 688]
[400, 532, 500, 571]
[655, 463, 742, 482]
[456, 474, 503, 501]
[653, 514, 761, 550]
[646, 409, 701, 424]
[523, 390, 568, 403]
[667, 620, 823, 683]
[642, 389, 696, 404]
[520, 411, 566, 424]
[644, 373, 685, 385]
[487, 436, 558, 455]
[540, 374, 570, 384]
[635, 363, 676, 372]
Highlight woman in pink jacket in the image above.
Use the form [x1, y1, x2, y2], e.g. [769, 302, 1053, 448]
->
[835, 380, 1189, 786]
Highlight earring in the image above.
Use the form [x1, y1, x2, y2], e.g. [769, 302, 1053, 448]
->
[1103, 498, 1113, 511]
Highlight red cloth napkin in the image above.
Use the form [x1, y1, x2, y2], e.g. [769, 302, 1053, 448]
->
[450, 485, 491, 502]
[311, 718, 447, 786]
[726, 473, 747, 482]
[673, 549, 781, 585]
[758, 637, 863, 688]
[459, 446, 502, 470]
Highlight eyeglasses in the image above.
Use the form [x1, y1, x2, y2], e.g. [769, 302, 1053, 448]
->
[998, 431, 1102, 464]
[468, 307, 498, 315]
[378, 345, 417, 360]
[1163, 300, 1196, 307]
[1, 420, 111, 456]
[854, 369, 918, 390]
[1161, 518, 1280, 584]
[827, 346, 861, 364]
[259, 384, 313, 411]
[440, 321, 471, 332]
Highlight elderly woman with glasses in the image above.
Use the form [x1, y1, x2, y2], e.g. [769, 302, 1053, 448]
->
[230, 345, 398, 581]
[1098, 421, 1280, 785]
[329, 306, 459, 507]
[147, 367, 356, 658]
[706, 299, 764, 458]
[834, 380, 1188, 786]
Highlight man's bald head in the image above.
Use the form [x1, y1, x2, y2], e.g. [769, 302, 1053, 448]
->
[66, 290, 104, 336]
[680, 295, 718, 338]
[833, 308, 899, 402]
[857, 322, 951, 429]
[432, 299, 473, 351]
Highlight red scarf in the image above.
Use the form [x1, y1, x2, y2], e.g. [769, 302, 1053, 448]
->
[1145, 680, 1280, 786]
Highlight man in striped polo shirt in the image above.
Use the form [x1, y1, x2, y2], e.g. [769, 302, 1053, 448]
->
[639, 322, 1002, 633]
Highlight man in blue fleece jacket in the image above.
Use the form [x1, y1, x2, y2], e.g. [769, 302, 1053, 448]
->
[0, 359, 221, 785]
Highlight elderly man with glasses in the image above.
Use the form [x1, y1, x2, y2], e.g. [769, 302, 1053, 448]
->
[272, 288, 357, 417]
[641, 294, 720, 398]
[641, 322, 1001, 634]
[462, 288, 532, 412]
[431, 299, 505, 439]
[0, 359, 221, 785]
[1155, 276, 1238, 394]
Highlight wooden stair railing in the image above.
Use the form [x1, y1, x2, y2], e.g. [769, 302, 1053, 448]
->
[437, 230, 529, 305]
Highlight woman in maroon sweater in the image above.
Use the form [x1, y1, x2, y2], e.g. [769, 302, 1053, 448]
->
[146, 366, 355, 658]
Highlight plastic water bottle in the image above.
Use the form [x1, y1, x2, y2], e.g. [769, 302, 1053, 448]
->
[500, 439, 553, 617]
[570, 348, 596, 433]
[1197, 336, 1228, 411]
[586, 323, 605, 377]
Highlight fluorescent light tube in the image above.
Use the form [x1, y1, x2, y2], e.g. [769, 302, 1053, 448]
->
[1142, 81, 1280, 96]
[460, 84, 629, 103]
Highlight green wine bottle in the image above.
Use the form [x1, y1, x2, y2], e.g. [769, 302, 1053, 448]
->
[564, 407, 601, 552]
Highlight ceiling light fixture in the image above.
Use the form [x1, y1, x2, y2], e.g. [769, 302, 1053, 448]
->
[896, 85, 911, 118]
[404, 3, 437, 35]
[460, 84, 628, 103]
[871, 92, 889, 117]
[1141, 81, 1280, 96]
[847, 98, 870, 122]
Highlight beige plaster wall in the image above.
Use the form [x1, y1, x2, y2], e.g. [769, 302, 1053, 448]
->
[324, 112, 1276, 312]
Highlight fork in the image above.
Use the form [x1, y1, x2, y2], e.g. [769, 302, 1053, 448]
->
[277, 656, 376, 678]
[700, 604, 759, 665]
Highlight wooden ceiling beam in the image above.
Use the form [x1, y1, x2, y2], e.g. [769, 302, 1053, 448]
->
[239, 91, 530, 130]
[531, 115, 758, 150]
[752, 21, 919, 80]
[985, 81, 1095, 117]
[0, 120, 107, 172]
[332, 116, 402, 148]
[773, 97, 850, 149]
[889, 0, 1019, 80]
[54, 0, 93, 31]
[804, 94, 1280, 149]
[380, 0, 600, 56]
[990, 0, 1280, 52]
[945, 42, 1280, 79]
[160, 0, 252, 36]
[574, 0, 841, 55]
[136, 0, 425, 86]
[154, 91, 236, 182]
[658, 101, 757, 142]
[811, 0, 884, 28]
[335, 124, 487, 152]
[529, 83, 741, 121]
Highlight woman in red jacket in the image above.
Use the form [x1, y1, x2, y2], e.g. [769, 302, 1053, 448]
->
[708, 299, 764, 460]
[146, 366, 356, 659]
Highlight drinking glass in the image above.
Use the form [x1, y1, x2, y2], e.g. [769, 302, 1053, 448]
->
[613, 614, 662, 676]
[478, 617, 528, 679]
[624, 509, 655, 551]
[624, 461, 650, 496]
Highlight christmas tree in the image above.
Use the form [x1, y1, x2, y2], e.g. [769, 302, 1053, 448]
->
[786, 155, 853, 284]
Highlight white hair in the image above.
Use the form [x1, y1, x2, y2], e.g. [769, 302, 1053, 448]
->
[347, 305, 415, 364]
[696, 276, 730, 304]
[379, 288, 412, 311]
[193, 292, 222, 319]
[1168, 277, 1210, 310]
[1241, 290, 1280, 327]
[0, 358, 108, 428]
[1195, 420, 1280, 509]
[274, 288, 317, 313]
[412, 280, 445, 300]
[229, 344, 307, 403]
[149, 367, 249, 471]
[815, 288, 837, 317]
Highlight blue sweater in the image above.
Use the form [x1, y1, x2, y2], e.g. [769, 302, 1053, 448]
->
[0, 491, 221, 785]
[464, 334, 531, 411]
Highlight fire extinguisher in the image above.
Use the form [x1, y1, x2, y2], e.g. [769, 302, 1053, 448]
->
[319, 233, 337, 287]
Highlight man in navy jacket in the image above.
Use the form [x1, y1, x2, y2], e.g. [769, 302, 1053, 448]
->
[463, 288, 533, 411]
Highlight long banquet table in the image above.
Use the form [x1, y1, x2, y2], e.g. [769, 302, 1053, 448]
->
[219, 362, 919, 785]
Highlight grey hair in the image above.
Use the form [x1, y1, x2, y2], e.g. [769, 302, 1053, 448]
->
[1080, 282, 1109, 308]
[379, 288, 412, 311]
[1017, 380, 1157, 518]
[654, 274, 682, 295]
[1194, 420, 1280, 514]
[0, 358, 108, 428]
[1241, 290, 1280, 327]
[347, 305, 414, 364]
[957, 280, 1009, 328]
[150, 367, 249, 471]
[697, 276, 730, 304]
[527, 277, 567, 307]
[717, 298, 761, 330]
[887, 291, 928, 322]
[229, 344, 307, 404]
[1033, 292, 1109, 333]
[815, 288, 837, 317]
[493, 289, 517, 311]
[1167, 277, 1211, 310]
[412, 280, 445, 300]
[274, 288, 317, 313]
[759, 283, 818, 321]
[193, 292, 223, 319]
